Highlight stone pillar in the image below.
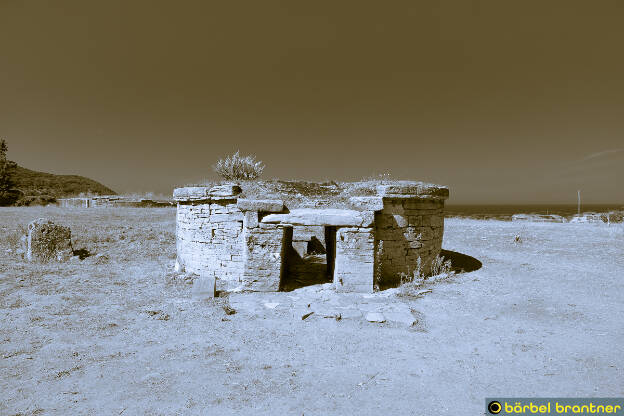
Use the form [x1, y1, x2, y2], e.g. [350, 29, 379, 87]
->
[375, 198, 445, 285]
[334, 227, 375, 293]
[174, 185, 245, 291]
[237, 199, 286, 292]
[242, 222, 288, 291]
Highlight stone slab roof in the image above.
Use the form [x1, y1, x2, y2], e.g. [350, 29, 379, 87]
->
[261, 209, 374, 227]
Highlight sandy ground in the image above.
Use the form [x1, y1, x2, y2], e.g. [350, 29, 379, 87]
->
[1, 207, 623, 415]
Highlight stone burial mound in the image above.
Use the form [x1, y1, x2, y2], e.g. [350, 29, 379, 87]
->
[174, 180, 450, 296]
[25, 218, 73, 262]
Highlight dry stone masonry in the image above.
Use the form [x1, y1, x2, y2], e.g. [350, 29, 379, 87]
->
[174, 181, 449, 293]
[57, 196, 173, 208]
[26, 218, 73, 262]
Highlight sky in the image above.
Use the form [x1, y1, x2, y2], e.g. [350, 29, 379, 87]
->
[1, 0, 623, 204]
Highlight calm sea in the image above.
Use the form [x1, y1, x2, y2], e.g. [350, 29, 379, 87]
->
[445, 204, 624, 220]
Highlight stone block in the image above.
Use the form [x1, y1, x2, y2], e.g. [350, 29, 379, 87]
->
[262, 209, 374, 227]
[349, 196, 384, 211]
[173, 187, 210, 201]
[403, 199, 444, 210]
[380, 201, 404, 215]
[408, 215, 422, 226]
[192, 275, 216, 299]
[237, 199, 284, 212]
[242, 224, 285, 292]
[377, 182, 449, 199]
[209, 184, 242, 197]
[244, 211, 259, 228]
[27, 219, 72, 262]
[334, 227, 374, 293]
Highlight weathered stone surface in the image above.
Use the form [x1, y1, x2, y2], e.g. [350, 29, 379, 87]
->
[173, 187, 210, 201]
[27, 218, 72, 262]
[243, 211, 259, 228]
[381, 304, 418, 326]
[334, 227, 374, 293]
[176, 201, 244, 291]
[262, 209, 374, 227]
[173, 185, 241, 201]
[365, 312, 386, 323]
[237, 199, 284, 212]
[174, 258, 184, 273]
[209, 184, 242, 197]
[375, 197, 445, 286]
[376, 182, 449, 199]
[241, 224, 285, 292]
[192, 275, 216, 300]
[349, 197, 384, 211]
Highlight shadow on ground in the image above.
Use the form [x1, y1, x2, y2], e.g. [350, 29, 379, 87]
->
[281, 248, 482, 292]
[72, 248, 92, 260]
[440, 249, 482, 273]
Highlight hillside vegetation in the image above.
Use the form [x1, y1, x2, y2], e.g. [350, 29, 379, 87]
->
[11, 163, 116, 198]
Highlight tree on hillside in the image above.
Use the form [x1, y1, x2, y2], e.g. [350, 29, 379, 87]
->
[0, 139, 20, 206]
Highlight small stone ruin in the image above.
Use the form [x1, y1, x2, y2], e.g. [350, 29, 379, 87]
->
[26, 218, 73, 262]
[57, 196, 173, 208]
[174, 181, 449, 294]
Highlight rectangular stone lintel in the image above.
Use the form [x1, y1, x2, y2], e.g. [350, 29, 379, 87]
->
[237, 199, 284, 212]
[262, 209, 374, 227]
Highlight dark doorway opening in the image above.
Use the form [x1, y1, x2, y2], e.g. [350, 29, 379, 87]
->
[280, 225, 337, 291]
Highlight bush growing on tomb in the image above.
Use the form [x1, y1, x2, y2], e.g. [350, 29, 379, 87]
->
[213, 151, 265, 180]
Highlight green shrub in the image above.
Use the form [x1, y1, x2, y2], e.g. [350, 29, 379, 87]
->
[213, 151, 264, 180]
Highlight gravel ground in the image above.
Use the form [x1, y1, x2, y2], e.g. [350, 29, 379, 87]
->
[1, 208, 623, 415]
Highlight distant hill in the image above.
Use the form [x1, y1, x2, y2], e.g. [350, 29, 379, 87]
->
[11, 162, 116, 197]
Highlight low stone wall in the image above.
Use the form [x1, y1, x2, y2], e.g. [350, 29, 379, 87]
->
[174, 181, 449, 293]
[57, 196, 174, 208]
[58, 198, 91, 208]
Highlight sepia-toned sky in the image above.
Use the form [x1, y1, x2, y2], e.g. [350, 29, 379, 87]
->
[1, 0, 623, 204]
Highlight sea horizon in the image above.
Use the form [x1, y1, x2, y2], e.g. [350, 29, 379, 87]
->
[444, 203, 624, 220]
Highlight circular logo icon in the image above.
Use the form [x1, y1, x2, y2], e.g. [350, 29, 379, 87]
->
[488, 401, 502, 414]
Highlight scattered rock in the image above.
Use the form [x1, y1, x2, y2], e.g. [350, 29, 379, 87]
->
[301, 312, 314, 320]
[223, 305, 236, 315]
[192, 276, 216, 300]
[384, 311, 418, 326]
[338, 309, 363, 319]
[92, 253, 110, 265]
[365, 312, 386, 323]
